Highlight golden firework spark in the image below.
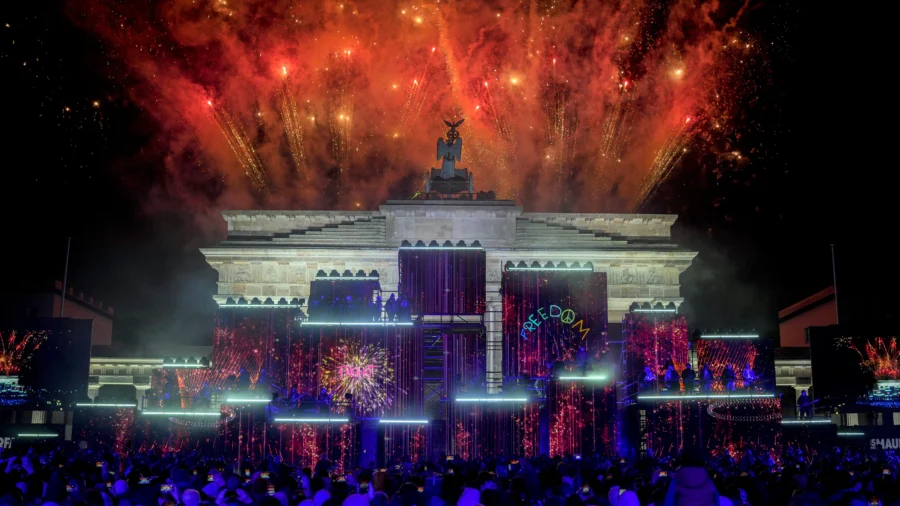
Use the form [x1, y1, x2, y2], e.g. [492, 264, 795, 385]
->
[321, 341, 394, 413]
[279, 70, 310, 178]
[635, 115, 697, 208]
[208, 101, 269, 192]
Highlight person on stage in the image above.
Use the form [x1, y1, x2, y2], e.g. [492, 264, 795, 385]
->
[681, 363, 696, 392]
[196, 381, 212, 409]
[373, 294, 383, 321]
[700, 364, 714, 392]
[385, 294, 398, 322]
[742, 362, 757, 390]
[318, 387, 331, 404]
[642, 366, 657, 391]
[664, 364, 681, 391]
[257, 368, 271, 394]
[576, 346, 589, 373]
[798, 389, 812, 419]
[721, 364, 737, 391]
[289, 384, 302, 406]
[237, 367, 251, 391]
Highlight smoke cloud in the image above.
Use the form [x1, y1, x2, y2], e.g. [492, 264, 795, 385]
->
[68, 0, 763, 218]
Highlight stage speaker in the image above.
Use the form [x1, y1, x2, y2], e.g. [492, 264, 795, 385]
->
[428, 420, 447, 462]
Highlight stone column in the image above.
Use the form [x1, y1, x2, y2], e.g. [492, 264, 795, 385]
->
[485, 264, 503, 394]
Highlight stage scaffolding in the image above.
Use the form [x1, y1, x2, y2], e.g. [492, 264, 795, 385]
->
[419, 314, 486, 418]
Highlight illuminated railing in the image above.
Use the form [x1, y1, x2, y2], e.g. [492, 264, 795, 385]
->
[557, 374, 608, 381]
[506, 267, 593, 272]
[698, 334, 760, 339]
[378, 419, 429, 424]
[141, 409, 222, 417]
[780, 417, 834, 425]
[455, 397, 529, 403]
[273, 417, 350, 424]
[399, 246, 484, 250]
[637, 392, 775, 401]
[315, 276, 380, 281]
[301, 321, 414, 326]
[17, 433, 59, 438]
[218, 303, 302, 309]
[75, 402, 137, 408]
[225, 396, 272, 404]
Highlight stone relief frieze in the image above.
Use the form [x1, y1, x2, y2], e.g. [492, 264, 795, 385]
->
[234, 265, 252, 283]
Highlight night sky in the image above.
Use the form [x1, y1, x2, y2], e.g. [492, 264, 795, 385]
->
[2, 0, 870, 346]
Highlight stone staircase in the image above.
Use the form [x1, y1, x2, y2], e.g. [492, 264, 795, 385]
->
[225, 217, 387, 247]
[515, 219, 631, 249]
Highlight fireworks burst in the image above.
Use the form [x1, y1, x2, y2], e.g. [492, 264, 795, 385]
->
[593, 83, 634, 192]
[636, 115, 698, 207]
[0, 330, 49, 375]
[851, 337, 900, 380]
[72, 0, 772, 211]
[208, 101, 270, 193]
[280, 69, 310, 178]
[321, 341, 394, 412]
[327, 51, 356, 196]
[542, 65, 578, 190]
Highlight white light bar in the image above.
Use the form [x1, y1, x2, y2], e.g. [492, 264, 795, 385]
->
[838, 432, 866, 436]
[558, 375, 608, 381]
[301, 321, 414, 326]
[399, 247, 484, 250]
[142, 411, 221, 417]
[218, 304, 301, 309]
[162, 363, 207, 368]
[76, 403, 137, 408]
[633, 309, 677, 313]
[225, 398, 271, 403]
[379, 419, 429, 424]
[455, 398, 529, 403]
[273, 417, 350, 423]
[507, 267, 593, 272]
[699, 334, 759, 339]
[781, 419, 832, 424]
[637, 393, 775, 400]
[17, 433, 59, 438]
[316, 277, 380, 281]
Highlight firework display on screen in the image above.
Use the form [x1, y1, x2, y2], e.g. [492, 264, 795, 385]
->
[1, 319, 92, 406]
[810, 329, 900, 403]
[321, 341, 395, 412]
[0, 329, 49, 376]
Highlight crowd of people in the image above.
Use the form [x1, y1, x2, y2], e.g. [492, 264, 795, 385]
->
[5, 442, 900, 506]
[642, 363, 766, 393]
[307, 294, 411, 323]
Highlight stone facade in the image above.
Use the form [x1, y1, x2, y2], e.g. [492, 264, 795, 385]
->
[202, 200, 697, 393]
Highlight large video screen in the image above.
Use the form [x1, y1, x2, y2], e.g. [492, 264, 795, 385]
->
[502, 270, 608, 378]
[809, 326, 892, 403]
[1, 318, 92, 406]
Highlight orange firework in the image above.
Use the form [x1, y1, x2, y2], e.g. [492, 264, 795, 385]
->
[852, 337, 900, 380]
[0, 330, 49, 376]
[71, 0, 769, 211]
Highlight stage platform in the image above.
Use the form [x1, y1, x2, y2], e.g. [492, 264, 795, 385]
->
[636, 391, 776, 402]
